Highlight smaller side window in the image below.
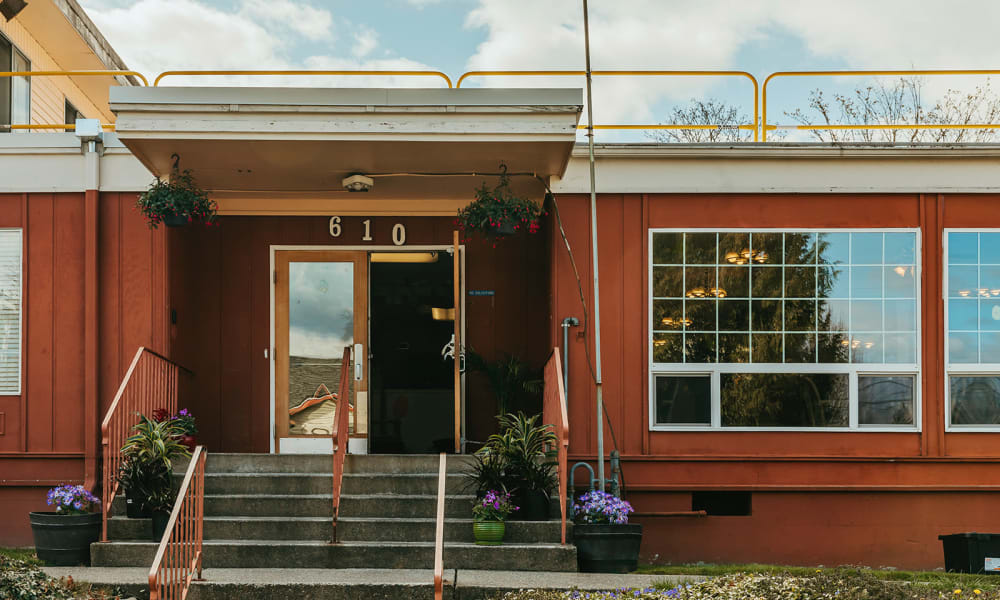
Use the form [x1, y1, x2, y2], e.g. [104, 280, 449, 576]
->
[64, 99, 82, 130]
[10, 47, 29, 129]
[0, 229, 22, 395]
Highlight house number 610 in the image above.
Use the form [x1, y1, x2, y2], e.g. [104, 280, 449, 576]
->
[328, 216, 406, 246]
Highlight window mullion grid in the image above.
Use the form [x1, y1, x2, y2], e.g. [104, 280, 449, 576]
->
[682, 233, 687, 364]
[715, 232, 719, 364]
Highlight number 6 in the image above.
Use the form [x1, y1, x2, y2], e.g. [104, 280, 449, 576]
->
[329, 216, 342, 238]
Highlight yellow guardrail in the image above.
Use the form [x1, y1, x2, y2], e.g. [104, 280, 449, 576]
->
[457, 70, 760, 141]
[6, 68, 1000, 142]
[153, 69, 453, 87]
[5, 123, 116, 131]
[0, 69, 148, 86]
[762, 69, 1000, 141]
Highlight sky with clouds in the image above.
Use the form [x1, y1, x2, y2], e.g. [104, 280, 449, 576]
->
[78, 0, 1000, 140]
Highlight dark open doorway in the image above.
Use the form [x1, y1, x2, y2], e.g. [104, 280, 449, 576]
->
[368, 252, 456, 454]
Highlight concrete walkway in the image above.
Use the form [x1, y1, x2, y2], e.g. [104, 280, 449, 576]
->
[43, 566, 703, 599]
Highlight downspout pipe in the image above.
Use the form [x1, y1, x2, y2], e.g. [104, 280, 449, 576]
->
[560, 317, 579, 400]
[581, 0, 606, 492]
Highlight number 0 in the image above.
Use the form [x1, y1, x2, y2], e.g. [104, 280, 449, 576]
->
[392, 224, 406, 246]
[329, 216, 342, 238]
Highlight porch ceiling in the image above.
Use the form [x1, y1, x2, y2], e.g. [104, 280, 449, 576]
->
[109, 87, 583, 191]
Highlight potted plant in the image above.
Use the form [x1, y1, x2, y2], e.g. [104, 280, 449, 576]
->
[136, 168, 217, 229]
[573, 490, 642, 573]
[472, 489, 517, 546]
[117, 414, 190, 540]
[456, 165, 542, 240]
[154, 407, 198, 452]
[28, 485, 101, 566]
[466, 351, 543, 416]
[468, 412, 557, 521]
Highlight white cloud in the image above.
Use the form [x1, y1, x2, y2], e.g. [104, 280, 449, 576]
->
[464, 0, 770, 126]
[80, 0, 287, 77]
[351, 26, 378, 59]
[240, 0, 334, 42]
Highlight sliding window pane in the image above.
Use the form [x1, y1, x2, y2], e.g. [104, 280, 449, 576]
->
[859, 375, 914, 425]
[721, 373, 849, 427]
[951, 376, 1000, 425]
[655, 375, 711, 425]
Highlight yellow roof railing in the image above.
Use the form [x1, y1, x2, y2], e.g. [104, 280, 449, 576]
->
[762, 69, 1000, 141]
[153, 69, 454, 88]
[457, 70, 760, 141]
[0, 70, 148, 86]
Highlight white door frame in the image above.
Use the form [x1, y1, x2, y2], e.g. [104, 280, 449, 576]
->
[269, 244, 466, 454]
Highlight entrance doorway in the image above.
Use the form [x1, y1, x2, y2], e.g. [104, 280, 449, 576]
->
[273, 251, 368, 453]
[271, 246, 463, 455]
[369, 251, 457, 453]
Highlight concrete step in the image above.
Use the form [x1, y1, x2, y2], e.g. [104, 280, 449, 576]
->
[113, 494, 333, 518]
[175, 453, 334, 474]
[172, 472, 334, 495]
[339, 494, 475, 519]
[107, 516, 332, 541]
[341, 473, 472, 495]
[345, 454, 475, 474]
[90, 540, 577, 571]
[338, 517, 570, 544]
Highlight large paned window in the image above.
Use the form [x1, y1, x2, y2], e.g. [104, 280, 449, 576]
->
[0, 34, 30, 130]
[945, 230, 1000, 428]
[0, 230, 22, 395]
[650, 229, 920, 431]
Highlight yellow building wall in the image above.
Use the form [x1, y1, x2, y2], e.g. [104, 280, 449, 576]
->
[0, 17, 111, 128]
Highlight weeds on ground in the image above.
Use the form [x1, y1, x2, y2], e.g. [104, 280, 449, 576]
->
[0, 552, 124, 600]
[491, 569, 1000, 600]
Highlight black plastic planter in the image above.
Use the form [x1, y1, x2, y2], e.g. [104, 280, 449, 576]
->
[939, 532, 1000, 574]
[512, 490, 550, 521]
[151, 511, 171, 542]
[28, 511, 101, 566]
[124, 489, 150, 519]
[574, 523, 642, 573]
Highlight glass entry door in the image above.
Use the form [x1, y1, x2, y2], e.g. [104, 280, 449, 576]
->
[274, 251, 367, 453]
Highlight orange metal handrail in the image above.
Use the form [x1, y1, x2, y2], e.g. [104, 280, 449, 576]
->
[762, 69, 1000, 141]
[331, 345, 352, 543]
[101, 347, 192, 541]
[433, 452, 447, 600]
[149, 445, 206, 600]
[457, 70, 760, 141]
[543, 349, 570, 545]
[154, 70, 453, 88]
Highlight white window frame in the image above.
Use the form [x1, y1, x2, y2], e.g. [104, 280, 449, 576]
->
[0, 228, 23, 396]
[943, 228, 1000, 431]
[648, 228, 922, 433]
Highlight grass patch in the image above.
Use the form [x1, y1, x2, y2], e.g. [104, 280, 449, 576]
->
[637, 564, 1000, 597]
[0, 549, 124, 599]
[0, 547, 43, 566]
[492, 570, 1000, 599]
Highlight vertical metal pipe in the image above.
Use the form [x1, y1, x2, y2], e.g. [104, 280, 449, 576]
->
[581, 0, 605, 491]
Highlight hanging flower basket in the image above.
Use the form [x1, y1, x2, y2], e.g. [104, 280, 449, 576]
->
[136, 168, 217, 229]
[457, 165, 542, 240]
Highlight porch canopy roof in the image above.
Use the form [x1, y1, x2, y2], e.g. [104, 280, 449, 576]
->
[109, 87, 583, 193]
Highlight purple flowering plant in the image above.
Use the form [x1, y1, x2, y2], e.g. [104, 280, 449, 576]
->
[46, 484, 100, 516]
[472, 489, 518, 522]
[573, 490, 633, 525]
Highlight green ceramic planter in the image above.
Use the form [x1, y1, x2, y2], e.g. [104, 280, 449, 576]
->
[473, 520, 505, 546]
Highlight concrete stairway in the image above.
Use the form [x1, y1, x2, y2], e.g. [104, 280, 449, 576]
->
[91, 453, 575, 572]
